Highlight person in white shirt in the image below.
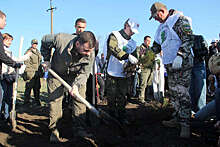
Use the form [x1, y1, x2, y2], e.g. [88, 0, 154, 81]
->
[0, 33, 31, 120]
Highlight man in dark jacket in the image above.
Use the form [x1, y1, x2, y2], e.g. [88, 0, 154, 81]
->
[0, 10, 22, 119]
[0, 10, 21, 74]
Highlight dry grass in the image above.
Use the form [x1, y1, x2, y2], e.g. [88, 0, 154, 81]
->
[16, 78, 48, 105]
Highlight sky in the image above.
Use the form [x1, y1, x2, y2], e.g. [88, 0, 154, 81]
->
[1, 0, 220, 58]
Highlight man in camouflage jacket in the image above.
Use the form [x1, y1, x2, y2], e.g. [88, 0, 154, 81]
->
[23, 39, 43, 106]
[136, 35, 155, 104]
[149, 2, 194, 138]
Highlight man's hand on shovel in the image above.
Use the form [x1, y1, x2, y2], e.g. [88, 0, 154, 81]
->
[41, 61, 51, 72]
[69, 84, 79, 98]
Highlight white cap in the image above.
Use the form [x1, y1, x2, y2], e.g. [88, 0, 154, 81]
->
[127, 18, 139, 34]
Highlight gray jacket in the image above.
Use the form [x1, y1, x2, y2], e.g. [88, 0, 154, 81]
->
[40, 33, 94, 87]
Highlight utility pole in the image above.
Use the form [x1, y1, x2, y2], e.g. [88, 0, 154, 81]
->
[47, 0, 56, 34]
[46, 0, 57, 60]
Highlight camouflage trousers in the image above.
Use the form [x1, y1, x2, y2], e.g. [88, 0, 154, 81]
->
[137, 68, 153, 101]
[166, 64, 192, 127]
[47, 74, 87, 133]
[106, 75, 129, 118]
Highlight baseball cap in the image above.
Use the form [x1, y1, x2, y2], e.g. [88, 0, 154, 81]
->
[31, 39, 38, 44]
[149, 2, 167, 20]
[127, 18, 139, 34]
[211, 39, 216, 44]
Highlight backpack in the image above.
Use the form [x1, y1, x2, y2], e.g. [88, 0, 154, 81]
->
[192, 35, 208, 61]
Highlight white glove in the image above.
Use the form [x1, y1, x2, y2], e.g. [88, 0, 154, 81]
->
[172, 56, 183, 69]
[137, 68, 141, 73]
[128, 54, 138, 64]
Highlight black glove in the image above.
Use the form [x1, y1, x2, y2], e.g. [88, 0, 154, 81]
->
[4, 74, 16, 83]
[13, 62, 23, 68]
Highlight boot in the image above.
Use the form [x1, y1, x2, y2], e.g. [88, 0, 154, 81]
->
[162, 118, 179, 128]
[50, 129, 66, 143]
[180, 125, 190, 138]
[50, 129, 60, 142]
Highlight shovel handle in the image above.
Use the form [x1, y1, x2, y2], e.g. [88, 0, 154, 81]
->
[48, 68, 100, 117]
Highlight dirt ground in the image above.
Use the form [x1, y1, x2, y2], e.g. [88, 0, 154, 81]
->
[0, 99, 214, 147]
[0, 79, 216, 147]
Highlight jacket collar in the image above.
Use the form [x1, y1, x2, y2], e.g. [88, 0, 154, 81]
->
[119, 29, 131, 40]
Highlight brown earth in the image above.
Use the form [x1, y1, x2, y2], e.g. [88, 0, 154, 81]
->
[0, 79, 214, 147]
[0, 99, 212, 147]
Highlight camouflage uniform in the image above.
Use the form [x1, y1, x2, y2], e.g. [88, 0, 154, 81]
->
[152, 10, 193, 127]
[105, 29, 136, 120]
[136, 44, 155, 102]
[41, 33, 94, 136]
[23, 47, 42, 104]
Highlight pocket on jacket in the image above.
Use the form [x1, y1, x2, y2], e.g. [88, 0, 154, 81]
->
[22, 71, 35, 81]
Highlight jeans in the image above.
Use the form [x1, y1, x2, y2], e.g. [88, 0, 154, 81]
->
[195, 88, 220, 121]
[189, 60, 206, 112]
[0, 79, 13, 118]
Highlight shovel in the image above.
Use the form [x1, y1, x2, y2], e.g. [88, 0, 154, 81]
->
[10, 36, 24, 131]
[48, 68, 123, 129]
[10, 68, 19, 131]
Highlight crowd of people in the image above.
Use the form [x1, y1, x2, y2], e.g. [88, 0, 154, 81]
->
[0, 1, 220, 145]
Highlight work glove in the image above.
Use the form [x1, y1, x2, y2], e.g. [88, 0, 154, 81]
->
[136, 65, 142, 73]
[13, 62, 23, 68]
[128, 54, 138, 64]
[172, 55, 182, 69]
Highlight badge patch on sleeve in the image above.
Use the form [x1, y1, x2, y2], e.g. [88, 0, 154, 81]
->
[182, 24, 192, 34]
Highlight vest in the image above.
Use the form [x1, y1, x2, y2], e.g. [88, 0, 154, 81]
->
[107, 31, 136, 77]
[154, 12, 182, 65]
